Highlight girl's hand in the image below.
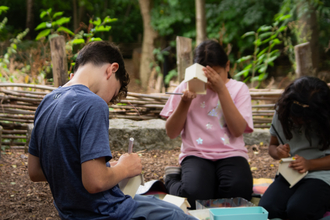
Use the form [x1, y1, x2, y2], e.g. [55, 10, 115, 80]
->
[289, 155, 310, 173]
[181, 90, 196, 103]
[203, 66, 225, 94]
[276, 143, 291, 159]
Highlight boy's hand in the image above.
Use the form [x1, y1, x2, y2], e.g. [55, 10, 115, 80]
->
[110, 161, 118, 167]
[276, 143, 291, 159]
[117, 153, 142, 178]
[289, 155, 310, 173]
[181, 90, 196, 103]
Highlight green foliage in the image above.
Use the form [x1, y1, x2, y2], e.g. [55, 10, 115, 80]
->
[0, 6, 9, 15]
[35, 8, 72, 40]
[151, 0, 195, 38]
[235, 13, 290, 87]
[164, 69, 177, 85]
[66, 15, 117, 70]
[0, 6, 32, 83]
[149, 48, 169, 76]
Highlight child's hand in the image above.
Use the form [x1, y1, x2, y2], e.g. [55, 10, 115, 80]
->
[203, 66, 225, 94]
[117, 153, 142, 178]
[181, 90, 196, 103]
[289, 155, 310, 173]
[276, 143, 291, 159]
[110, 161, 118, 167]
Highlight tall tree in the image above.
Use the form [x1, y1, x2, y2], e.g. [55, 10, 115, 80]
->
[138, 0, 158, 89]
[73, 0, 78, 32]
[26, 0, 34, 40]
[298, 0, 319, 74]
[195, 0, 206, 46]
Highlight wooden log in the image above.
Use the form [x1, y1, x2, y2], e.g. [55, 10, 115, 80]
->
[252, 110, 276, 114]
[0, 95, 43, 103]
[0, 118, 33, 123]
[176, 36, 193, 82]
[0, 108, 35, 115]
[0, 89, 45, 99]
[0, 123, 28, 129]
[2, 130, 27, 134]
[252, 104, 275, 108]
[0, 114, 35, 120]
[49, 35, 68, 87]
[128, 92, 169, 100]
[0, 83, 55, 91]
[9, 146, 26, 149]
[2, 135, 26, 139]
[294, 42, 314, 77]
[110, 115, 156, 120]
[0, 104, 37, 111]
[2, 142, 25, 146]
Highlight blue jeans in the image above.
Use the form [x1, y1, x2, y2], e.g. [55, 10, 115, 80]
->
[130, 195, 196, 220]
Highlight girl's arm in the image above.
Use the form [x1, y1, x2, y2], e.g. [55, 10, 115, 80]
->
[204, 66, 246, 137]
[268, 135, 291, 160]
[290, 154, 330, 173]
[165, 90, 196, 139]
[217, 85, 247, 137]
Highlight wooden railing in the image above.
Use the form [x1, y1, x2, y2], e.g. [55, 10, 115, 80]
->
[0, 83, 283, 149]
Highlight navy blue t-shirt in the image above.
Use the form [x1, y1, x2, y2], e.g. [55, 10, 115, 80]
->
[29, 85, 137, 219]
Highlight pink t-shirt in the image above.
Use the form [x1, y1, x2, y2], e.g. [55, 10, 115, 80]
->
[160, 79, 254, 164]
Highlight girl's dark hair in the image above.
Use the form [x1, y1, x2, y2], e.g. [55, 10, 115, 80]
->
[276, 76, 330, 150]
[74, 41, 130, 104]
[193, 40, 231, 79]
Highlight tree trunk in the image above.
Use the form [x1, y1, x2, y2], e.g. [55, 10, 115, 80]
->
[73, 0, 78, 32]
[78, 4, 85, 26]
[49, 36, 68, 87]
[195, 0, 206, 46]
[26, 0, 34, 40]
[138, 0, 158, 89]
[298, 0, 319, 75]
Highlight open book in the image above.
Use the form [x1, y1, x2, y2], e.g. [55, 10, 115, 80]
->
[278, 157, 308, 188]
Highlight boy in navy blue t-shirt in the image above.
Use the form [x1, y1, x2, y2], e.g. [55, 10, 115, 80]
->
[28, 41, 195, 220]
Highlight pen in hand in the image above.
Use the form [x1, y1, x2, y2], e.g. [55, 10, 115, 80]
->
[271, 124, 291, 157]
[128, 137, 134, 154]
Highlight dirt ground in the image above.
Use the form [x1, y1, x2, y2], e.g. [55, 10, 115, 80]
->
[0, 144, 278, 220]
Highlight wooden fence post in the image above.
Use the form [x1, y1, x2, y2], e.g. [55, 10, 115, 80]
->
[49, 35, 68, 87]
[176, 36, 193, 82]
[294, 42, 315, 77]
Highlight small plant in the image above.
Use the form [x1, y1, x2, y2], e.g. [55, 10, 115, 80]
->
[0, 6, 30, 83]
[235, 13, 291, 88]
[66, 16, 117, 71]
[149, 47, 169, 75]
[35, 8, 74, 40]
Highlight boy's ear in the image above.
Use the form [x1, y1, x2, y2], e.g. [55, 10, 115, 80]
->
[106, 63, 119, 79]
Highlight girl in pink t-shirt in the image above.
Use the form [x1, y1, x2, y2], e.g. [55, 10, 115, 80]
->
[160, 40, 254, 209]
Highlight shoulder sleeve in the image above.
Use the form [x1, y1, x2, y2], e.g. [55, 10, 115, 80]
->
[160, 82, 187, 118]
[28, 127, 38, 156]
[79, 100, 112, 163]
[28, 98, 47, 157]
[234, 83, 254, 133]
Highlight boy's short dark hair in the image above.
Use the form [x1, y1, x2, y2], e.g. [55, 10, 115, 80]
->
[74, 41, 130, 103]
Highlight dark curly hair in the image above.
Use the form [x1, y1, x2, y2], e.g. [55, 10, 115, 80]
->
[276, 76, 330, 150]
[74, 41, 130, 104]
[193, 40, 231, 79]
